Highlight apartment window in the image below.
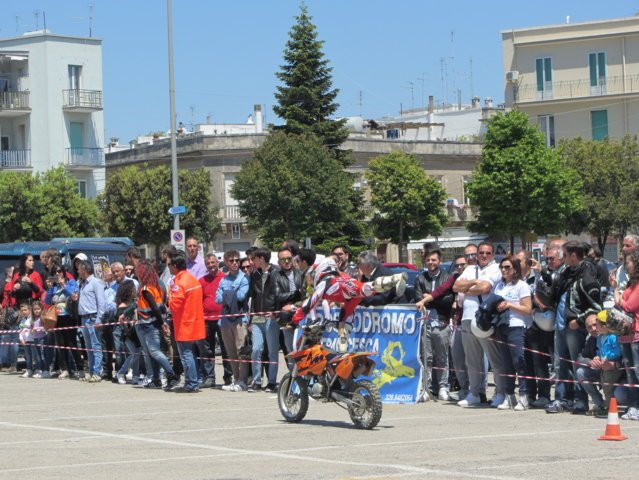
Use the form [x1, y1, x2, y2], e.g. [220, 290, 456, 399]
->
[462, 177, 471, 206]
[589, 52, 607, 95]
[537, 115, 556, 147]
[231, 223, 241, 240]
[223, 174, 238, 206]
[591, 110, 608, 141]
[535, 57, 553, 100]
[68, 65, 82, 90]
[76, 180, 87, 198]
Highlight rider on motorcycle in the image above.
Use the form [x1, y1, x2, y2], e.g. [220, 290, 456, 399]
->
[292, 258, 407, 352]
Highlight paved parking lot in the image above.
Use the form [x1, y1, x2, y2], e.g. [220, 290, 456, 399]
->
[1, 369, 638, 480]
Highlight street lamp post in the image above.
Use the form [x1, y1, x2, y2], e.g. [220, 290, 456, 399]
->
[167, 0, 179, 230]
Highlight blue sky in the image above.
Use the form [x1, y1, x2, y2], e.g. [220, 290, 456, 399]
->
[1, 1, 635, 143]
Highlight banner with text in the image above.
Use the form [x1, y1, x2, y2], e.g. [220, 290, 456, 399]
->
[312, 305, 423, 404]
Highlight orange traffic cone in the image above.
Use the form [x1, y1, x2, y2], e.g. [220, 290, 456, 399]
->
[599, 398, 628, 441]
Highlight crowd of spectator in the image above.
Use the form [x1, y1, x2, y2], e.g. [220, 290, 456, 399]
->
[0, 234, 638, 421]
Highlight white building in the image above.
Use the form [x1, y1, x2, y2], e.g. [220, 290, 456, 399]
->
[346, 97, 503, 142]
[0, 30, 105, 197]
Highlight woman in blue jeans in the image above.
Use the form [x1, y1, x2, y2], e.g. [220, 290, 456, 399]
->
[618, 249, 639, 421]
[134, 261, 179, 390]
[494, 255, 533, 411]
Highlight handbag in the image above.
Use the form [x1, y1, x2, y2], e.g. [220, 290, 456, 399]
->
[42, 305, 58, 331]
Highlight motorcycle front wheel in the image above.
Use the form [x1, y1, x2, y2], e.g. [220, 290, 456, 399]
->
[348, 380, 383, 430]
[278, 373, 309, 423]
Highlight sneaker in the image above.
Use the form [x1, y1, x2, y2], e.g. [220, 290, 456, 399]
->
[264, 383, 278, 393]
[165, 373, 181, 391]
[201, 378, 216, 389]
[571, 402, 588, 415]
[87, 374, 102, 383]
[438, 387, 451, 401]
[40, 371, 51, 379]
[247, 382, 260, 393]
[222, 381, 237, 391]
[7, 365, 17, 374]
[514, 395, 529, 411]
[58, 370, 69, 379]
[531, 396, 550, 409]
[588, 406, 608, 418]
[143, 379, 163, 389]
[497, 394, 517, 410]
[116, 373, 127, 385]
[621, 407, 639, 421]
[33, 371, 43, 379]
[490, 393, 506, 408]
[21, 370, 33, 378]
[545, 400, 568, 414]
[172, 386, 201, 393]
[458, 392, 481, 408]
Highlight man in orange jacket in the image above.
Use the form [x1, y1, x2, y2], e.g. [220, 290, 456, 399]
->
[167, 250, 205, 393]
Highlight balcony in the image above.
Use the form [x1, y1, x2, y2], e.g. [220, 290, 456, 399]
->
[513, 74, 639, 104]
[220, 205, 244, 221]
[62, 89, 103, 111]
[65, 148, 104, 168]
[0, 91, 30, 117]
[0, 149, 31, 168]
[446, 205, 475, 224]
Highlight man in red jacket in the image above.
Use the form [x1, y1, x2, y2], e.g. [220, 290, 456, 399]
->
[167, 250, 205, 393]
[197, 254, 232, 388]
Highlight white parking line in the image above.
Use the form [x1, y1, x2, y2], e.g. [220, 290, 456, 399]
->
[0, 421, 521, 479]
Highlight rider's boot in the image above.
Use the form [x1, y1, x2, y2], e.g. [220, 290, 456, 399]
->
[373, 272, 407, 296]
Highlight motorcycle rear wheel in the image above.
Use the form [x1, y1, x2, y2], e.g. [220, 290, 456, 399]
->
[278, 373, 309, 423]
[348, 380, 382, 429]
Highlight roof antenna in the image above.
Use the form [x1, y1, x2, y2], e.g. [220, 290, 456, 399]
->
[88, 3, 93, 37]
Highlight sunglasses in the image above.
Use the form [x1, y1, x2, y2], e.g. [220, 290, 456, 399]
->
[240, 265, 250, 270]
[455, 263, 467, 269]
[465, 253, 477, 258]
[500, 265, 512, 270]
[478, 251, 493, 256]
[227, 258, 240, 263]
[279, 257, 293, 264]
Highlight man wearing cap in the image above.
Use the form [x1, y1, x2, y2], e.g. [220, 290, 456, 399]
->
[76, 259, 106, 383]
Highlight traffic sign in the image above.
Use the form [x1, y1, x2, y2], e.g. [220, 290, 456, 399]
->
[168, 205, 187, 215]
[171, 229, 186, 251]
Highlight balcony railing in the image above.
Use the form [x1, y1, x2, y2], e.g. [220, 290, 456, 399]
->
[513, 74, 639, 103]
[65, 148, 104, 167]
[446, 204, 475, 223]
[0, 149, 31, 168]
[221, 205, 243, 221]
[62, 89, 103, 110]
[0, 91, 30, 110]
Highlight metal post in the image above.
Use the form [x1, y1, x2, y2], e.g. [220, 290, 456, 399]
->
[167, 0, 179, 229]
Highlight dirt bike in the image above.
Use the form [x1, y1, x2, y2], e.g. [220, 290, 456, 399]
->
[277, 320, 383, 429]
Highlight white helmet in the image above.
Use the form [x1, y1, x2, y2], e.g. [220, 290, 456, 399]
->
[533, 309, 556, 332]
[311, 258, 338, 287]
[470, 317, 494, 338]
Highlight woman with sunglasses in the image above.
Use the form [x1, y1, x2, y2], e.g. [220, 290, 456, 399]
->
[494, 255, 533, 411]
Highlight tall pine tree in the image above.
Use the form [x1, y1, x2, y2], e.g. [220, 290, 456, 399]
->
[274, 4, 350, 165]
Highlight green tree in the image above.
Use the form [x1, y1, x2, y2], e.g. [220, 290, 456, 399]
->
[366, 151, 448, 263]
[231, 132, 361, 247]
[0, 167, 100, 242]
[466, 110, 583, 250]
[273, 4, 349, 165]
[100, 165, 220, 249]
[559, 135, 639, 250]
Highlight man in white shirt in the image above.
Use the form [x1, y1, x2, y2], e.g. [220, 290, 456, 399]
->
[453, 242, 504, 407]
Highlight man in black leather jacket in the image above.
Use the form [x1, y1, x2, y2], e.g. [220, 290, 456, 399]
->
[274, 247, 304, 368]
[414, 249, 455, 401]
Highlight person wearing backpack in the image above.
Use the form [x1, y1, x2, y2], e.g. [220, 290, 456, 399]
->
[216, 250, 250, 392]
